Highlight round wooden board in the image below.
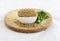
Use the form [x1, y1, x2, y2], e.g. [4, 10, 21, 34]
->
[4, 9, 52, 33]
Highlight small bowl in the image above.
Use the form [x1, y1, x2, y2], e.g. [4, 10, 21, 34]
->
[18, 17, 37, 24]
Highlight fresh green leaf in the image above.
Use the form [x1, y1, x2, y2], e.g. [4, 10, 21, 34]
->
[35, 11, 49, 24]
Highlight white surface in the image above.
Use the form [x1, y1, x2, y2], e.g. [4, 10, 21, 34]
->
[0, 0, 60, 41]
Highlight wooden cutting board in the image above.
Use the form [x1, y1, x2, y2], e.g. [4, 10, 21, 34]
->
[4, 9, 52, 33]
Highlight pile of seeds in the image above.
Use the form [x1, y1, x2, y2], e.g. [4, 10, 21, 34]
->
[18, 9, 36, 17]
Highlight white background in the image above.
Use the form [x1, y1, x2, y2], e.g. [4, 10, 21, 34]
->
[0, 0, 60, 41]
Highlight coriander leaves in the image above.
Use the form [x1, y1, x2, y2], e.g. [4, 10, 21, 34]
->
[35, 11, 49, 24]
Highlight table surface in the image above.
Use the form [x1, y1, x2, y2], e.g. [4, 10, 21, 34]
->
[0, 0, 60, 41]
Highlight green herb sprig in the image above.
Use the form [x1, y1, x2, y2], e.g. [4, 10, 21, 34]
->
[35, 11, 49, 24]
